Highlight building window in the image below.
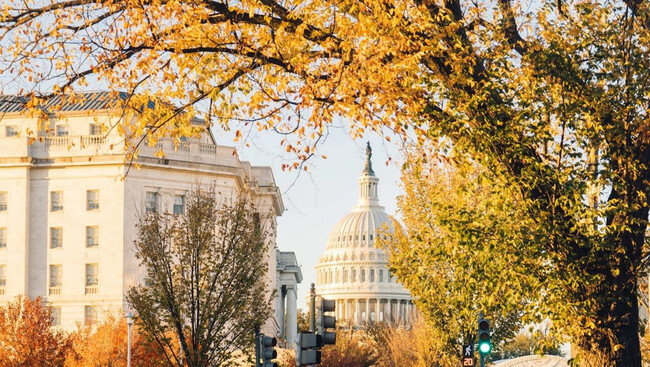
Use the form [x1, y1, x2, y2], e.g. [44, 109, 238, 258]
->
[56, 125, 69, 136]
[361, 269, 366, 282]
[0, 192, 7, 211]
[86, 226, 99, 247]
[343, 269, 348, 283]
[50, 227, 63, 248]
[352, 269, 357, 283]
[0, 265, 5, 287]
[145, 192, 158, 213]
[50, 191, 63, 211]
[50, 265, 62, 287]
[89, 123, 102, 136]
[369, 234, 373, 241]
[379, 269, 384, 282]
[370, 269, 375, 282]
[86, 190, 99, 210]
[5, 126, 18, 137]
[50, 307, 61, 326]
[86, 264, 98, 286]
[0, 228, 5, 248]
[173, 195, 185, 215]
[84, 306, 97, 324]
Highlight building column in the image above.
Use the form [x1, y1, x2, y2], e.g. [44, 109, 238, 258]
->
[397, 299, 404, 324]
[355, 299, 360, 325]
[346, 299, 351, 322]
[286, 286, 297, 347]
[406, 301, 410, 325]
[386, 299, 391, 324]
[375, 299, 380, 322]
[365, 298, 370, 321]
[276, 286, 286, 339]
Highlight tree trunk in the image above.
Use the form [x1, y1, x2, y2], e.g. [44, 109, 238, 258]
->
[575, 271, 642, 366]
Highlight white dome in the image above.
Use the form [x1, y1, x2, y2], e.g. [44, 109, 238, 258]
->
[326, 208, 394, 250]
[314, 144, 413, 325]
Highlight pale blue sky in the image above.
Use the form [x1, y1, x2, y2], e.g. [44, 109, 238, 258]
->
[213, 125, 405, 307]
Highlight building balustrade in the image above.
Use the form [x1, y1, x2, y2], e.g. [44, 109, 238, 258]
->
[85, 286, 98, 295]
[49, 287, 61, 295]
[81, 136, 105, 146]
[5, 135, 232, 165]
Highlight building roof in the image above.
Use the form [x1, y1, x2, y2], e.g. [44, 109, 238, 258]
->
[0, 91, 128, 113]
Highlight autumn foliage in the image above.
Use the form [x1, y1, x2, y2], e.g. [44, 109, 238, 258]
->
[0, 296, 167, 367]
[66, 314, 167, 367]
[0, 296, 71, 367]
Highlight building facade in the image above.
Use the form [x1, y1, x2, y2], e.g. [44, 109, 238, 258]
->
[0, 92, 299, 339]
[315, 144, 414, 326]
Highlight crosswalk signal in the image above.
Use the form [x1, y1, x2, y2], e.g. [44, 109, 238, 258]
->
[317, 299, 336, 345]
[261, 335, 278, 367]
[477, 318, 491, 355]
[295, 332, 322, 366]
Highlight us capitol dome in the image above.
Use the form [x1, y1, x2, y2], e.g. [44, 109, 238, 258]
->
[315, 143, 414, 326]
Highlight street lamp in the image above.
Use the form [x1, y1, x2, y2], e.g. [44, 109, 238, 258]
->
[125, 312, 134, 367]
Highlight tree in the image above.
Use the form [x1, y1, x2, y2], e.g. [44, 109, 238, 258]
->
[498, 329, 563, 359]
[379, 152, 546, 360]
[366, 319, 454, 367]
[126, 190, 274, 367]
[65, 313, 167, 367]
[0, 296, 71, 367]
[3, 0, 650, 365]
[296, 308, 310, 333]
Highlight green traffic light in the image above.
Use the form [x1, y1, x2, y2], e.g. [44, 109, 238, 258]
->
[479, 341, 491, 354]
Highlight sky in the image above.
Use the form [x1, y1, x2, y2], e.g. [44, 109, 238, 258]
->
[213, 125, 405, 307]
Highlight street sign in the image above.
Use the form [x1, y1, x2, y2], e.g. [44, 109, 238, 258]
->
[462, 344, 474, 367]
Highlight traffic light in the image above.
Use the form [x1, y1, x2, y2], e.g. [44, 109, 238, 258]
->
[317, 299, 336, 345]
[260, 335, 278, 367]
[295, 332, 322, 366]
[477, 318, 491, 354]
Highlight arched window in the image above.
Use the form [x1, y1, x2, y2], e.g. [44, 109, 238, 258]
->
[361, 269, 366, 282]
[379, 269, 384, 282]
[343, 269, 348, 283]
[352, 269, 357, 282]
[370, 269, 375, 282]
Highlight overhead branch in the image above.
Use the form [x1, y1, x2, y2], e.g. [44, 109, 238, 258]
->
[497, 0, 529, 55]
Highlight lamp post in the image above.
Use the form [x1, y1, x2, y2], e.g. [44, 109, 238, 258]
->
[125, 312, 133, 367]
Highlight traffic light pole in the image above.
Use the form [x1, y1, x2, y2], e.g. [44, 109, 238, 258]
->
[478, 311, 484, 367]
[309, 283, 315, 333]
[255, 325, 261, 367]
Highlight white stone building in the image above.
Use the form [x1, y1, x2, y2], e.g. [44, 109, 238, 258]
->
[315, 144, 414, 326]
[0, 92, 300, 341]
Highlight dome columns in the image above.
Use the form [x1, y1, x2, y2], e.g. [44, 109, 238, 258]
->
[328, 297, 415, 326]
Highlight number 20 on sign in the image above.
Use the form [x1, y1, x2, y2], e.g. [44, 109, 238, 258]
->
[463, 357, 475, 366]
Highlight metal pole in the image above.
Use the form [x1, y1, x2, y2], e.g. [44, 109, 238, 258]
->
[126, 312, 133, 367]
[478, 310, 484, 367]
[255, 325, 261, 367]
[309, 283, 316, 332]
